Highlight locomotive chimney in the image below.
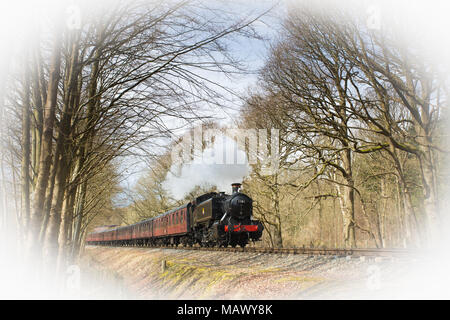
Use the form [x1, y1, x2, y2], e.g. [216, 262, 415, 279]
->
[231, 183, 242, 194]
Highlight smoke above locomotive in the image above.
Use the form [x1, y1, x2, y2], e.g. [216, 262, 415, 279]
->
[86, 183, 263, 248]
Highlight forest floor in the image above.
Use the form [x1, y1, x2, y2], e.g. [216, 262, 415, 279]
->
[79, 246, 417, 299]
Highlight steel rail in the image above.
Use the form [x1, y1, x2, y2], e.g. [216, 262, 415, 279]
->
[88, 243, 411, 258]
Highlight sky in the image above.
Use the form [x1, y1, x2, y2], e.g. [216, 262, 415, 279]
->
[2, 0, 450, 202]
[114, 0, 285, 202]
[114, 0, 450, 203]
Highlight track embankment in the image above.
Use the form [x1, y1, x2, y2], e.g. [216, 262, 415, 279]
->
[80, 246, 413, 299]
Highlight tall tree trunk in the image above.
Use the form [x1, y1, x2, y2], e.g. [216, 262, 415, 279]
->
[21, 68, 31, 232]
[39, 163, 57, 244]
[31, 48, 44, 189]
[57, 185, 76, 269]
[43, 34, 80, 268]
[71, 180, 87, 260]
[378, 178, 387, 248]
[416, 123, 439, 245]
[44, 159, 70, 268]
[404, 69, 438, 246]
[314, 175, 323, 245]
[340, 148, 356, 248]
[272, 174, 282, 248]
[28, 32, 62, 257]
[68, 39, 103, 260]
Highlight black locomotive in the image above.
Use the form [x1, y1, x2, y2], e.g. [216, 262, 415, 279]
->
[86, 183, 264, 248]
[191, 183, 264, 247]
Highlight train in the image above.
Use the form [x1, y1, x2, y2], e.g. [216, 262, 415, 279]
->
[86, 183, 264, 248]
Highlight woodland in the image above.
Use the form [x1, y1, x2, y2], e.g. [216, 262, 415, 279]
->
[0, 1, 448, 279]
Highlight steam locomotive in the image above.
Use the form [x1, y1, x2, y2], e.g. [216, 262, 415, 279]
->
[86, 183, 264, 248]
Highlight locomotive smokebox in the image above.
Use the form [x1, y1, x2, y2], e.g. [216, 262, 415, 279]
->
[231, 183, 242, 194]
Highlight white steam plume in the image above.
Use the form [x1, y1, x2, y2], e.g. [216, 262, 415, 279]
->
[163, 134, 251, 199]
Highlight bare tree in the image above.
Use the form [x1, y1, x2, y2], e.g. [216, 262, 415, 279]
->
[3, 0, 271, 275]
[242, 4, 447, 248]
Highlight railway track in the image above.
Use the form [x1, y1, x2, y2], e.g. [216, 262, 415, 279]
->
[90, 244, 411, 258]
